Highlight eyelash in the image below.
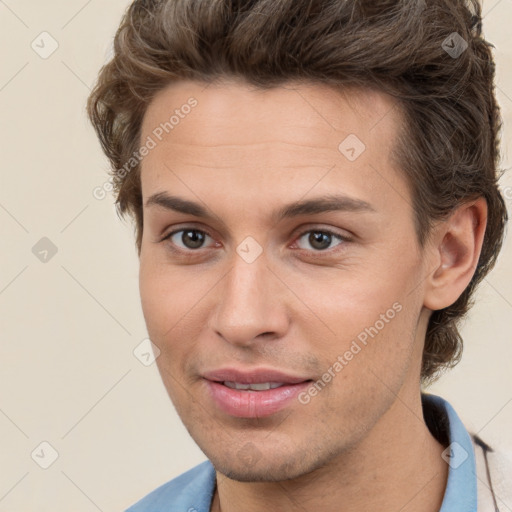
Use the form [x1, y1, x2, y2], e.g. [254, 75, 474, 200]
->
[160, 226, 350, 256]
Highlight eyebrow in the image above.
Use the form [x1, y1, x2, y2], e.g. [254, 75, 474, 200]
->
[144, 192, 375, 223]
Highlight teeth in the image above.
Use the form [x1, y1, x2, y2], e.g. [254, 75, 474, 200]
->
[223, 382, 284, 391]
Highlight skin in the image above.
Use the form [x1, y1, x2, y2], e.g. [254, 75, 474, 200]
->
[137, 79, 487, 511]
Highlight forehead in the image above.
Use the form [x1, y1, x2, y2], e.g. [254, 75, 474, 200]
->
[141, 79, 401, 148]
[139, 79, 410, 219]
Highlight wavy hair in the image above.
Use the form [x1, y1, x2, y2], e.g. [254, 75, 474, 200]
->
[87, 0, 507, 383]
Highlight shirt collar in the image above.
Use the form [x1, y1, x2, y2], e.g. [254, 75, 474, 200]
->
[422, 393, 477, 511]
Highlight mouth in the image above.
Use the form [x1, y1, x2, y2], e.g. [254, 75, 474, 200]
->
[202, 368, 313, 418]
[223, 381, 288, 391]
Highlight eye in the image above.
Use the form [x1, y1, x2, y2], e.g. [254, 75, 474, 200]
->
[160, 226, 349, 255]
[294, 229, 347, 252]
[163, 228, 214, 251]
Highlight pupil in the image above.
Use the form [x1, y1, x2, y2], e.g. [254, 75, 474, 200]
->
[310, 232, 330, 250]
[183, 230, 204, 249]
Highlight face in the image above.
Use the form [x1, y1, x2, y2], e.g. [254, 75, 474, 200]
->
[138, 79, 432, 482]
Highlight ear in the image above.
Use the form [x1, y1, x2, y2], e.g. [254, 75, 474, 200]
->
[423, 197, 488, 311]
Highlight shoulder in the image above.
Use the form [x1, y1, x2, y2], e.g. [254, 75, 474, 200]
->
[422, 393, 511, 509]
[125, 460, 216, 512]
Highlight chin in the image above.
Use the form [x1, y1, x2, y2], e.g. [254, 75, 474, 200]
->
[206, 448, 327, 483]
[214, 462, 303, 483]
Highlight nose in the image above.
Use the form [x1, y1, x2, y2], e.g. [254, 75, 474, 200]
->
[208, 251, 290, 348]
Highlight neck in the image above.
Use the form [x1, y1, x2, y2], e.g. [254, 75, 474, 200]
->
[211, 390, 448, 512]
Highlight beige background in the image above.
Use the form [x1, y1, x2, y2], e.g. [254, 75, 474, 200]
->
[0, 1, 511, 510]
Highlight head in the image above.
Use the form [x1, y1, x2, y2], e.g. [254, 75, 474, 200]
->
[87, 0, 507, 481]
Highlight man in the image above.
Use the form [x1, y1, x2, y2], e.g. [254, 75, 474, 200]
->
[87, 0, 510, 510]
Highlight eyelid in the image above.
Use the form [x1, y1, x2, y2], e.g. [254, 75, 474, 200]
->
[159, 220, 214, 239]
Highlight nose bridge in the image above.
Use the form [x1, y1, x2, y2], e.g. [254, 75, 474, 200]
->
[210, 246, 286, 345]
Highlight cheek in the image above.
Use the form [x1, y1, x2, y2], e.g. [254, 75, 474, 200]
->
[138, 257, 207, 370]
[139, 261, 195, 401]
[139, 262, 162, 330]
[295, 274, 404, 337]
[295, 263, 421, 379]
[138, 255, 180, 341]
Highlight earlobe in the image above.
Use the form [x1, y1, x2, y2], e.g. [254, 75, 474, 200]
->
[423, 198, 488, 311]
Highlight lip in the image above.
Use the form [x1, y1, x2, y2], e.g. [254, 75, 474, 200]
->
[202, 367, 310, 385]
[202, 367, 312, 418]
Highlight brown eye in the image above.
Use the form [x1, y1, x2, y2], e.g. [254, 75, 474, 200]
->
[295, 229, 346, 252]
[164, 229, 212, 250]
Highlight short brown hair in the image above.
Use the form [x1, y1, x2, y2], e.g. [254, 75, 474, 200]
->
[87, 0, 507, 383]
